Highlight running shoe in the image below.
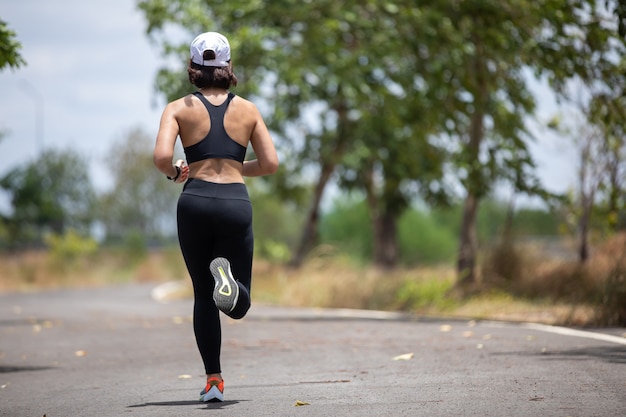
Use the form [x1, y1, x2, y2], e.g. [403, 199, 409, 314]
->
[199, 377, 224, 402]
[210, 257, 239, 314]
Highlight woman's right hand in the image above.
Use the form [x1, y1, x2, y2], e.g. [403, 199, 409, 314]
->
[174, 159, 190, 183]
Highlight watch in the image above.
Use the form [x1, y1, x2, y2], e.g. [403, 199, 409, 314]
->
[167, 165, 181, 181]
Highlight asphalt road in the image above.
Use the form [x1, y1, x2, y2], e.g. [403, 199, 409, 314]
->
[1, 283, 625, 417]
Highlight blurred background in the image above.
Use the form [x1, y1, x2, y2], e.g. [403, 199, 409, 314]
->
[1, 0, 624, 326]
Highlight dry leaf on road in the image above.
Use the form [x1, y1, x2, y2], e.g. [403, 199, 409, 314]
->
[392, 352, 414, 361]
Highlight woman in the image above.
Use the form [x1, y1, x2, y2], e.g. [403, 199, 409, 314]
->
[153, 31, 278, 402]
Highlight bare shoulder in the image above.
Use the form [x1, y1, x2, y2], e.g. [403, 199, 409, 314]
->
[231, 95, 261, 115]
[171, 94, 198, 111]
[163, 94, 202, 120]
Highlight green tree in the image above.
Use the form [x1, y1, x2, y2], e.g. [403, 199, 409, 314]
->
[138, 0, 450, 268]
[555, 98, 626, 263]
[587, 80, 626, 233]
[0, 19, 24, 148]
[137, 1, 625, 279]
[418, 0, 544, 287]
[0, 149, 95, 247]
[0, 18, 25, 71]
[545, 0, 626, 262]
[415, 0, 626, 288]
[98, 128, 181, 244]
[609, 0, 626, 37]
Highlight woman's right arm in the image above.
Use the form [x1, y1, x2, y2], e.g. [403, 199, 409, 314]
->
[153, 103, 189, 183]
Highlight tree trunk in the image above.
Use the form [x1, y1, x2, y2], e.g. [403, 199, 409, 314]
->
[456, 107, 484, 287]
[362, 164, 400, 269]
[455, 35, 487, 289]
[372, 210, 398, 269]
[290, 161, 335, 267]
[457, 192, 479, 286]
[579, 193, 593, 263]
[577, 135, 595, 264]
[607, 155, 620, 231]
[579, 213, 589, 262]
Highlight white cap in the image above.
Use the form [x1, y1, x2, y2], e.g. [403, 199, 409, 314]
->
[190, 32, 231, 67]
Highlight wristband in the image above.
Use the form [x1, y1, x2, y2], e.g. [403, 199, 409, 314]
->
[167, 165, 181, 181]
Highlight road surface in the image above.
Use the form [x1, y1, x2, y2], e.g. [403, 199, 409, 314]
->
[1, 283, 625, 417]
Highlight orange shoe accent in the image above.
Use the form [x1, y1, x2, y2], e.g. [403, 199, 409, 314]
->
[206, 377, 224, 393]
[200, 377, 224, 402]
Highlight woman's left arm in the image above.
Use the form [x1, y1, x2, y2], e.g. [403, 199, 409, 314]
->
[243, 105, 279, 177]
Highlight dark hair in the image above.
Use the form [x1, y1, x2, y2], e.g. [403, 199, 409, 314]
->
[187, 50, 238, 89]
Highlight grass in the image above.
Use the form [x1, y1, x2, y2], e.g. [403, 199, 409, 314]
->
[250, 259, 597, 326]
[0, 247, 187, 292]
[1, 234, 624, 327]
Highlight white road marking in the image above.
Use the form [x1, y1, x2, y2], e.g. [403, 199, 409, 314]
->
[483, 320, 626, 345]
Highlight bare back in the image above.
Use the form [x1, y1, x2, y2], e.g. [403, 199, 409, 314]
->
[179, 91, 255, 183]
[154, 88, 278, 183]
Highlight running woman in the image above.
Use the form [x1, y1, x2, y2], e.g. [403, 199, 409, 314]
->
[153, 31, 279, 402]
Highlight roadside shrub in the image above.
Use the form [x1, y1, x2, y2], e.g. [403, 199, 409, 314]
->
[481, 232, 626, 326]
[395, 272, 456, 311]
[482, 237, 528, 289]
[44, 229, 98, 264]
[256, 239, 291, 263]
[598, 262, 626, 325]
[592, 233, 626, 326]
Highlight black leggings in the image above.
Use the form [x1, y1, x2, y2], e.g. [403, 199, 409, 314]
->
[177, 179, 254, 374]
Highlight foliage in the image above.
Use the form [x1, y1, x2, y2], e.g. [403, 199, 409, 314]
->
[97, 128, 181, 244]
[0, 149, 95, 247]
[248, 178, 305, 262]
[248, 179, 304, 244]
[136, 0, 626, 287]
[255, 239, 291, 263]
[397, 208, 457, 266]
[319, 196, 560, 265]
[0, 18, 26, 71]
[586, 94, 626, 232]
[549, 99, 626, 262]
[319, 196, 372, 260]
[612, 0, 626, 37]
[137, 0, 453, 267]
[122, 230, 149, 263]
[431, 0, 608, 285]
[512, 207, 561, 236]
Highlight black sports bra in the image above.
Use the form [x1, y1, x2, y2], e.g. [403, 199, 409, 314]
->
[184, 92, 247, 164]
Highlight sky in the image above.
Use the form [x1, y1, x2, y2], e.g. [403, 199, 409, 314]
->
[0, 0, 167, 193]
[0, 0, 578, 207]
